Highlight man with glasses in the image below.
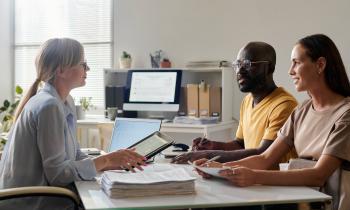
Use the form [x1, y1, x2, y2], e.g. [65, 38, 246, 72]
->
[172, 42, 298, 164]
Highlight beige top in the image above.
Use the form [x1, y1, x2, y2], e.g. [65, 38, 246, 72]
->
[278, 98, 350, 210]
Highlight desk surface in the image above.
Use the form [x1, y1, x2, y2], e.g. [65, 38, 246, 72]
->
[75, 164, 331, 210]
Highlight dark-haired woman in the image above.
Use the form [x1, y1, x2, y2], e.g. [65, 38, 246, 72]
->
[195, 34, 350, 210]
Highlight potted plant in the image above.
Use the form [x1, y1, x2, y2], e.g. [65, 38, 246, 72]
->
[76, 97, 94, 120]
[160, 58, 171, 68]
[119, 51, 132, 69]
[0, 85, 23, 150]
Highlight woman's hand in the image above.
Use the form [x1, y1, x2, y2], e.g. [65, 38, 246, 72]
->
[219, 166, 256, 187]
[93, 149, 146, 172]
[193, 158, 223, 179]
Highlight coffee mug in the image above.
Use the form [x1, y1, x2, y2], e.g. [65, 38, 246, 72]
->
[106, 107, 118, 121]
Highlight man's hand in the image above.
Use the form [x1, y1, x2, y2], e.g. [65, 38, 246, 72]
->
[171, 151, 210, 164]
[192, 137, 224, 151]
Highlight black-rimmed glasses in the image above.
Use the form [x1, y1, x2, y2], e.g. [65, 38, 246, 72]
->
[232, 59, 269, 72]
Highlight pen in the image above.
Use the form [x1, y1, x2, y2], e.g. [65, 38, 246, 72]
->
[204, 155, 221, 164]
[192, 134, 205, 151]
[193, 134, 207, 151]
[200, 134, 207, 143]
[187, 155, 221, 166]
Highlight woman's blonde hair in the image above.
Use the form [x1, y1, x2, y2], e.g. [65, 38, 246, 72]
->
[14, 38, 84, 121]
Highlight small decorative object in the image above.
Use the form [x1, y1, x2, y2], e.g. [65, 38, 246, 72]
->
[150, 50, 162, 68]
[150, 50, 171, 68]
[76, 97, 94, 120]
[75, 105, 85, 120]
[106, 107, 118, 121]
[160, 58, 171, 68]
[119, 51, 132, 69]
[0, 85, 23, 149]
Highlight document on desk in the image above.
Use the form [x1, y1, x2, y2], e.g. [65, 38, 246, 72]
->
[101, 164, 196, 198]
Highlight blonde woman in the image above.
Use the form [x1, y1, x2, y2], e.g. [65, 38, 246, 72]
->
[0, 38, 146, 210]
[195, 34, 350, 210]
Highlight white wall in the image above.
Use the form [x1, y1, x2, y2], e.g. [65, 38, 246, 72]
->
[2, 0, 350, 112]
[0, 0, 13, 102]
[115, 0, 350, 104]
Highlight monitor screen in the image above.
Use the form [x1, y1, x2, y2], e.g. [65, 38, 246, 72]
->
[123, 69, 182, 112]
[129, 71, 177, 102]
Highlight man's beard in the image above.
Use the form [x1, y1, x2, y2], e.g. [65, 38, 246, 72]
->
[238, 74, 267, 93]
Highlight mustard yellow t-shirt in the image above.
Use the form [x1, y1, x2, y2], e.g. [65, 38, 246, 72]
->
[236, 87, 298, 162]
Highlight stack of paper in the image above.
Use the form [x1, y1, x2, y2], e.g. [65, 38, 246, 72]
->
[101, 164, 196, 198]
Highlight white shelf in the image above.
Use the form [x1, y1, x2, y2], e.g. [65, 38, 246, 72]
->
[104, 67, 224, 72]
[104, 67, 236, 122]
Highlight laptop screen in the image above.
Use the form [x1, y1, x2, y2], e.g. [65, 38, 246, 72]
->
[108, 118, 161, 152]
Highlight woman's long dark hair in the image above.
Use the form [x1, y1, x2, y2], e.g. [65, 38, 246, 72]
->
[298, 34, 350, 97]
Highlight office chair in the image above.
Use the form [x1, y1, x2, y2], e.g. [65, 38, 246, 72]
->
[0, 186, 80, 210]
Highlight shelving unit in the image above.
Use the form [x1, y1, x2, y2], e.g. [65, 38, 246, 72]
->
[104, 67, 236, 122]
[76, 67, 240, 149]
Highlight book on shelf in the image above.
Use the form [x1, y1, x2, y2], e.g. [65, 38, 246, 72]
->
[185, 60, 230, 68]
[101, 164, 196, 198]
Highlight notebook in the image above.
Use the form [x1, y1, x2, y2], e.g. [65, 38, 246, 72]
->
[108, 118, 161, 152]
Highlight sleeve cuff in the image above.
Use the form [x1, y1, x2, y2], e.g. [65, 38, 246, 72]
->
[74, 158, 97, 180]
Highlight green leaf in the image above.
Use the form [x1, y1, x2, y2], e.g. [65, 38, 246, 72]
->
[3, 115, 11, 121]
[15, 85, 23, 94]
[3, 100, 10, 108]
[11, 100, 20, 109]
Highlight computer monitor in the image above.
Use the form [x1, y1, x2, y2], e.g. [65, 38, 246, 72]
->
[123, 69, 182, 112]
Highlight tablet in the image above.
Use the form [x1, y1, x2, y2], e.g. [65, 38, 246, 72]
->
[127, 131, 174, 159]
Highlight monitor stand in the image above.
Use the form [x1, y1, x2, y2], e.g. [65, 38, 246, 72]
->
[138, 111, 177, 121]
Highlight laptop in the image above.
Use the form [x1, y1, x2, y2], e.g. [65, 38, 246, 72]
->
[108, 117, 161, 152]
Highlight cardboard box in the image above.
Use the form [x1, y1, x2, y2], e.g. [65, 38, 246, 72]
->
[199, 85, 221, 118]
[209, 86, 221, 117]
[186, 84, 199, 117]
[199, 84, 210, 117]
[178, 87, 187, 116]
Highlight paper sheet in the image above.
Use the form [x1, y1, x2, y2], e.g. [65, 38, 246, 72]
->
[193, 166, 226, 178]
[103, 164, 196, 185]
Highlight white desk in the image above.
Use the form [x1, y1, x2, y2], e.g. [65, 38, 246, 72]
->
[75, 164, 332, 210]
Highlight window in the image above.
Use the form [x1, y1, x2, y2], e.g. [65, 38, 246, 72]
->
[14, 0, 113, 109]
